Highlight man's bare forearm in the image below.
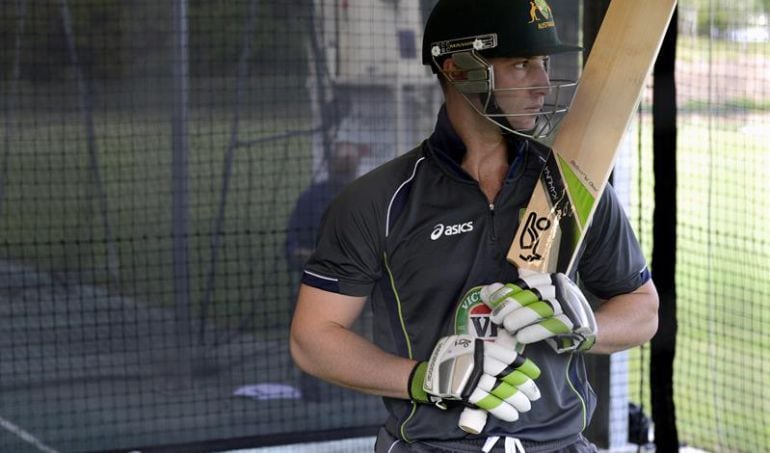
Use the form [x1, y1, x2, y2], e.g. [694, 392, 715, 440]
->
[289, 284, 417, 399]
[590, 280, 659, 354]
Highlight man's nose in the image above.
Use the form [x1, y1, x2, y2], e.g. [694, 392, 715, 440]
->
[531, 66, 551, 96]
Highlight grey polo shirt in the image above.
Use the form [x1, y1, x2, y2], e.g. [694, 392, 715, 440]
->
[302, 108, 649, 445]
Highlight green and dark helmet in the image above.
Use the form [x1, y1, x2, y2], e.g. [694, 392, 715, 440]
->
[422, 0, 581, 138]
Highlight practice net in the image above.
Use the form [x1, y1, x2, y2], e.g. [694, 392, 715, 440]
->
[1, 0, 768, 452]
[624, 1, 770, 452]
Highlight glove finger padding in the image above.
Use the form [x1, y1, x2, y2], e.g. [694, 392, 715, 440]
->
[481, 274, 598, 353]
[411, 335, 541, 422]
[482, 274, 553, 326]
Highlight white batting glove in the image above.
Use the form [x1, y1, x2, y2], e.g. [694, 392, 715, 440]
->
[408, 335, 541, 422]
[481, 273, 598, 353]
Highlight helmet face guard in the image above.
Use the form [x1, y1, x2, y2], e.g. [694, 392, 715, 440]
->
[430, 34, 577, 139]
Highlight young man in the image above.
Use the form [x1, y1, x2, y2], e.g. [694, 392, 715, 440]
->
[290, 0, 659, 451]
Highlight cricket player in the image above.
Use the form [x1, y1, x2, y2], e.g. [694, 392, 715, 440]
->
[290, 0, 659, 451]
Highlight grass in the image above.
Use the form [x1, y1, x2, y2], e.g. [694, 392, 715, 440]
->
[627, 38, 770, 451]
[680, 97, 770, 112]
[1, 110, 314, 340]
[625, 111, 770, 451]
[676, 35, 770, 63]
[674, 117, 770, 451]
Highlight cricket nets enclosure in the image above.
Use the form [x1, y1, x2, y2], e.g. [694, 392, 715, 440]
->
[0, 1, 768, 451]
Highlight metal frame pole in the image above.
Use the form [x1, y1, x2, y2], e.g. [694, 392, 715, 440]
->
[171, 0, 192, 373]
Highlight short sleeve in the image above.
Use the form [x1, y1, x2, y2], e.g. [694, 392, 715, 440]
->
[301, 183, 385, 297]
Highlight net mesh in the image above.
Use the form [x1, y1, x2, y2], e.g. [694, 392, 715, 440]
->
[1, 0, 408, 451]
[625, 1, 770, 451]
[1, 0, 768, 452]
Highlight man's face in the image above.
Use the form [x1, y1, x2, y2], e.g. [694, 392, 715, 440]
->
[488, 56, 551, 131]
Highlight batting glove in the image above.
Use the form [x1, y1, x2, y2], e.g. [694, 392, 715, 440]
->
[408, 335, 541, 422]
[481, 273, 598, 353]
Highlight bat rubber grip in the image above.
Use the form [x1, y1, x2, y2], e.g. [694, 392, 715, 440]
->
[458, 407, 487, 435]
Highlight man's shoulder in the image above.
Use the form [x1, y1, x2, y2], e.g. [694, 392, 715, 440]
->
[346, 144, 427, 195]
[324, 144, 428, 226]
[367, 144, 426, 177]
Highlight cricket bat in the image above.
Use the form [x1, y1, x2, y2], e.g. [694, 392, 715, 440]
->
[510, 0, 677, 273]
[459, 0, 677, 434]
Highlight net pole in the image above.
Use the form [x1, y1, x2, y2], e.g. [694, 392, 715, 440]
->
[650, 6, 679, 451]
[59, 0, 121, 284]
[198, 0, 258, 346]
[307, 0, 335, 178]
[171, 0, 193, 375]
[0, 0, 26, 218]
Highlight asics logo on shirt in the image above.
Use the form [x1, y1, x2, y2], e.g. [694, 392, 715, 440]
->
[430, 221, 474, 240]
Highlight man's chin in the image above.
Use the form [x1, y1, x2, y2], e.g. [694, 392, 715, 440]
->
[509, 120, 537, 132]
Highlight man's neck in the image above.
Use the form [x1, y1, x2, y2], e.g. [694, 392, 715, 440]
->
[446, 100, 511, 202]
[461, 140, 509, 203]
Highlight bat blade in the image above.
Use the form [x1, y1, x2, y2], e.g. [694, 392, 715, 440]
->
[509, 0, 677, 274]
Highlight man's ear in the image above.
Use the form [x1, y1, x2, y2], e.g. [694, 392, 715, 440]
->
[441, 57, 461, 81]
[441, 57, 455, 73]
[441, 53, 491, 94]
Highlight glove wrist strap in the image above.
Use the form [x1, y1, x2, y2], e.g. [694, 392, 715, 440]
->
[408, 361, 430, 404]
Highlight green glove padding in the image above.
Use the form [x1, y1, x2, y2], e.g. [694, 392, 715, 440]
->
[482, 272, 598, 353]
[408, 335, 541, 422]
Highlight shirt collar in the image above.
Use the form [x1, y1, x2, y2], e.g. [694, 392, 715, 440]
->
[427, 105, 527, 181]
[428, 105, 466, 168]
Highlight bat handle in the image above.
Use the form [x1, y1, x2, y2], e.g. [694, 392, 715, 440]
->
[459, 407, 487, 434]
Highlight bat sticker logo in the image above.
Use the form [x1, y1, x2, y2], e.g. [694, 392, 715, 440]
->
[517, 212, 551, 262]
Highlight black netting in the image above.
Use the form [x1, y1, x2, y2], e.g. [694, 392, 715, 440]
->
[1, 0, 768, 452]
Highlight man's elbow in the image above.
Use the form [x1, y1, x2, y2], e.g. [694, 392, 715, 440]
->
[645, 310, 660, 344]
[642, 284, 660, 343]
[289, 322, 314, 374]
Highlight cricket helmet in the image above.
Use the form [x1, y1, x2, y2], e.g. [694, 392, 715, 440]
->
[422, 0, 581, 138]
